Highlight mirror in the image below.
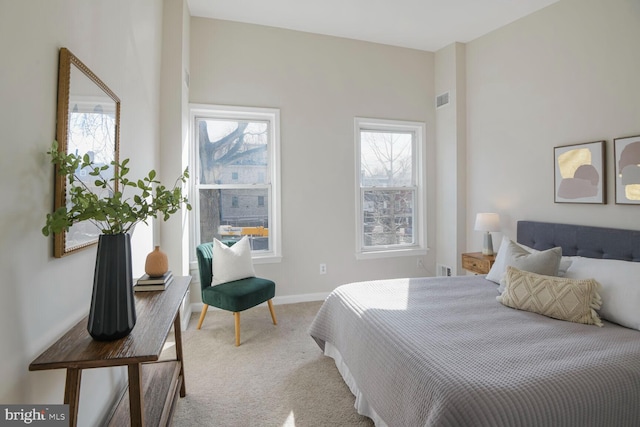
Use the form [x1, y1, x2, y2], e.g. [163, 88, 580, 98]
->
[53, 48, 120, 257]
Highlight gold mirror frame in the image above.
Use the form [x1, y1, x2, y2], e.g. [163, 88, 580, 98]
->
[53, 48, 120, 257]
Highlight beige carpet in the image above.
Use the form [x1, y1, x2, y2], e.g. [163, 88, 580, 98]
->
[168, 301, 374, 427]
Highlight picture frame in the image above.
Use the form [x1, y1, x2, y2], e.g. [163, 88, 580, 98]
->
[554, 140, 605, 204]
[614, 135, 640, 205]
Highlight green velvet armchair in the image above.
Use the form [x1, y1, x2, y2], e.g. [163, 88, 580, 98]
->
[195, 242, 277, 346]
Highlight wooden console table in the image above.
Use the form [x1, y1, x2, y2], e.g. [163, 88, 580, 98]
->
[29, 276, 191, 427]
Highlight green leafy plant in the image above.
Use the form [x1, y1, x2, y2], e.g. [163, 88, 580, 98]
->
[42, 141, 191, 236]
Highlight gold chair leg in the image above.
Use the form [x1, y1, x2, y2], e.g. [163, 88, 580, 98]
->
[197, 305, 209, 330]
[234, 312, 241, 346]
[267, 300, 277, 325]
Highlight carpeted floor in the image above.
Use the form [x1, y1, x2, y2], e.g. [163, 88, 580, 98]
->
[167, 301, 374, 427]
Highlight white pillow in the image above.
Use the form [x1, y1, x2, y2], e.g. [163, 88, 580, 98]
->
[487, 239, 562, 290]
[211, 236, 256, 285]
[486, 236, 512, 283]
[564, 256, 640, 330]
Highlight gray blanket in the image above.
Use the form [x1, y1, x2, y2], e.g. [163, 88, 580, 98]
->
[309, 275, 640, 427]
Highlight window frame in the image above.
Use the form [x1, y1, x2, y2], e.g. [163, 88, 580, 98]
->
[354, 117, 427, 260]
[190, 104, 282, 264]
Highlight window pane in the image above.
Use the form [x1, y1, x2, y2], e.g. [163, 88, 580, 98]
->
[360, 131, 413, 187]
[363, 189, 414, 247]
[199, 188, 270, 250]
[198, 119, 268, 185]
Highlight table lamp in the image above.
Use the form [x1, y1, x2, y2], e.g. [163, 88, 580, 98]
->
[474, 213, 500, 255]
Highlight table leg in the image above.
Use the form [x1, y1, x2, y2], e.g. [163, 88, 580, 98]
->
[64, 368, 82, 427]
[127, 363, 144, 427]
[173, 311, 186, 397]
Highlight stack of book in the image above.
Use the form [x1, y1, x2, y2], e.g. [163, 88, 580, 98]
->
[133, 271, 174, 292]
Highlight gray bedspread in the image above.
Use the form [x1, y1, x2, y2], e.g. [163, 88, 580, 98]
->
[308, 275, 640, 427]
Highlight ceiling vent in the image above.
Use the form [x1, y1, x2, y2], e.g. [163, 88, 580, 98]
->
[436, 91, 450, 109]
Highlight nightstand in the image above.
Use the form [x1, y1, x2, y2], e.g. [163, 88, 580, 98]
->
[461, 252, 496, 275]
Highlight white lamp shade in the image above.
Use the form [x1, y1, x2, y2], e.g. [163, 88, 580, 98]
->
[474, 213, 500, 232]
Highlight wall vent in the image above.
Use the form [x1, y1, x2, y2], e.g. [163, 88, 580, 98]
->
[436, 91, 450, 109]
[437, 264, 452, 277]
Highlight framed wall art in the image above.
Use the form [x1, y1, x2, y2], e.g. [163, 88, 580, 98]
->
[554, 140, 605, 204]
[614, 135, 640, 205]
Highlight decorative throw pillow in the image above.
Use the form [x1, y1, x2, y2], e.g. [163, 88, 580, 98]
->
[487, 239, 562, 290]
[564, 256, 640, 330]
[497, 266, 603, 326]
[519, 243, 573, 277]
[211, 236, 256, 285]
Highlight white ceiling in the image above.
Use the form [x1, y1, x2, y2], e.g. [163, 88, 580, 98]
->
[187, 0, 560, 52]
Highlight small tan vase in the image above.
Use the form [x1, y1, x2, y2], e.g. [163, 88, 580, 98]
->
[145, 246, 168, 277]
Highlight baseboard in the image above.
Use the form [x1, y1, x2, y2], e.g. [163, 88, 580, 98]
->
[188, 291, 330, 315]
[272, 292, 330, 305]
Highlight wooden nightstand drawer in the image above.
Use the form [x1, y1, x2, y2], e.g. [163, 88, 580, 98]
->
[461, 252, 496, 275]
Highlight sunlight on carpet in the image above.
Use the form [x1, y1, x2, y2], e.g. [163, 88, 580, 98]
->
[168, 301, 374, 426]
[282, 410, 296, 426]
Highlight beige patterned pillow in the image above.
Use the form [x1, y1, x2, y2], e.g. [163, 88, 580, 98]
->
[497, 266, 603, 326]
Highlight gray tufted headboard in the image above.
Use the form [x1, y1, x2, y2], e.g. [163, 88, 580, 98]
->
[517, 221, 640, 262]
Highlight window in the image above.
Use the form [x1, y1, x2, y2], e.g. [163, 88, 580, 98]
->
[191, 105, 281, 262]
[355, 117, 426, 259]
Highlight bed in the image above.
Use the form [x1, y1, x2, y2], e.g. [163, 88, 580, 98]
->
[308, 221, 640, 427]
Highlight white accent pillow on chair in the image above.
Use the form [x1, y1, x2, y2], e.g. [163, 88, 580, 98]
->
[211, 236, 256, 285]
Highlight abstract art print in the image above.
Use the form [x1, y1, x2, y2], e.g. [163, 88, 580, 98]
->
[554, 141, 605, 204]
[614, 135, 640, 205]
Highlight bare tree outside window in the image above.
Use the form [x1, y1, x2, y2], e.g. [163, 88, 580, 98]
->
[360, 130, 415, 247]
[360, 131, 412, 187]
[197, 119, 270, 249]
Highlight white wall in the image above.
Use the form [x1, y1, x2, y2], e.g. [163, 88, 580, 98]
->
[435, 43, 467, 275]
[159, 0, 192, 303]
[466, 0, 640, 251]
[0, 1, 165, 425]
[188, 19, 437, 300]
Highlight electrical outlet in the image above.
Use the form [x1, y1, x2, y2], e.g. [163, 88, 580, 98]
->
[319, 263, 327, 274]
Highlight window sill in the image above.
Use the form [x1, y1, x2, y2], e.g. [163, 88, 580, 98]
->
[252, 254, 282, 264]
[355, 247, 428, 260]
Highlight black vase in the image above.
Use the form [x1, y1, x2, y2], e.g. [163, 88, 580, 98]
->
[88, 233, 137, 341]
